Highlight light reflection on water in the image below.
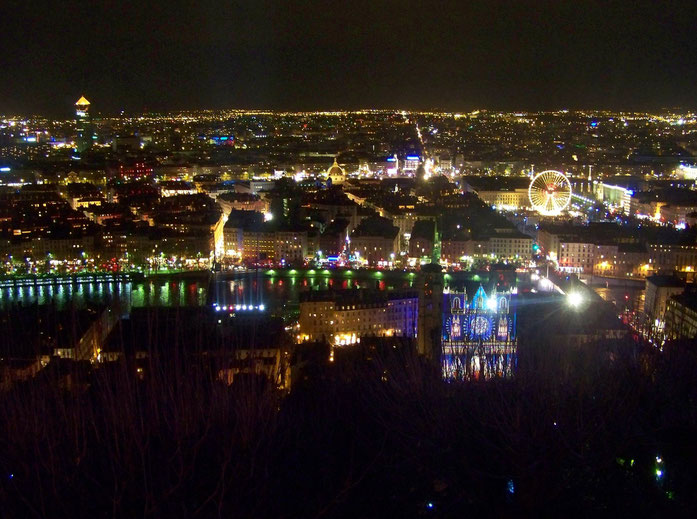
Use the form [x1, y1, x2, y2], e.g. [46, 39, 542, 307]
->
[210, 272, 408, 317]
[0, 271, 417, 315]
[593, 285, 645, 313]
[0, 280, 204, 311]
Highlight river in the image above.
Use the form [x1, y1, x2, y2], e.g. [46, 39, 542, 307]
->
[0, 269, 433, 319]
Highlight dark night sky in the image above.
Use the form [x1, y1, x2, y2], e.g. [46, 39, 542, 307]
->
[1, 0, 696, 116]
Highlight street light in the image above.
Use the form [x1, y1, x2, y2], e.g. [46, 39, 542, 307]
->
[567, 291, 584, 308]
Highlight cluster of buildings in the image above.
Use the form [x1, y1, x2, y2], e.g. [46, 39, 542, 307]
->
[0, 179, 222, 269]
[643, 274, 697, 341]
[0, 161, 546, 271]
[537, 223, 697, 279]
[218, 179, 536, 267]
[4, 101, 697, 344]
[295, 268, 519, 380]
[0, 305, 293, 392]
[8, 99, 697, 275]
[297, 290, 419, 345]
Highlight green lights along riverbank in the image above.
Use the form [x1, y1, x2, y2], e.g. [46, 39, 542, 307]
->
[1, 268, 495, 316]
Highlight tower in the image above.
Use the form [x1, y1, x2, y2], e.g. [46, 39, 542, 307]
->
[431, 218, 441, 264]
[417, 263, 443, 362]
[75, 96, 90, 118]
[75, 96, 92, 152]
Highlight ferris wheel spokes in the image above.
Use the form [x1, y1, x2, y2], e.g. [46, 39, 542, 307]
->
[528, 170, 572, 216]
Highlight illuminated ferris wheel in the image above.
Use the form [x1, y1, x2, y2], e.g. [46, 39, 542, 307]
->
[528, 170, 572, 216]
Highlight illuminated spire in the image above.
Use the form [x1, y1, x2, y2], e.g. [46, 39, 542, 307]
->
[75, 96, 90, 106]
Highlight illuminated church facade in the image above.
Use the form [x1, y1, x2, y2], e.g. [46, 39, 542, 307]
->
[442, 285, 517, 379]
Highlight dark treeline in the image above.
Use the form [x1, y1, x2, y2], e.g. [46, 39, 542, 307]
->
[1, 317, 696, 518]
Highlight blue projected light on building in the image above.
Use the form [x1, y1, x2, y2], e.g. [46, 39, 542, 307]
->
[441, 284, 517, 380]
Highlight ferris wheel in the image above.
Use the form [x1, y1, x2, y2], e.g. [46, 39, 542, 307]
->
[528, 170, 572, 215]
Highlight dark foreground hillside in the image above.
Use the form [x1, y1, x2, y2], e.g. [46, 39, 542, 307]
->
[1, 333, 696, 518]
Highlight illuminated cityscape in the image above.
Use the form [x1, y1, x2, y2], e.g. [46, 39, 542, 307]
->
[2, 1, 697, 517]
[3, 98, 697, 515]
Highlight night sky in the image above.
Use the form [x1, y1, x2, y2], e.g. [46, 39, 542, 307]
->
[1, 0, 696, 116]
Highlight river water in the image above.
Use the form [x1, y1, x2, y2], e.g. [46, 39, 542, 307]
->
[0, 278, 207, 312]
[0, 270, 424, 319]
[3, 269, 644, 319]
[592, 284, 645, 313]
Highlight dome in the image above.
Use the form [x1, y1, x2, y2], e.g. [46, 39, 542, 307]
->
[326, 158, 346, 184]
[326, 158, 344, 177]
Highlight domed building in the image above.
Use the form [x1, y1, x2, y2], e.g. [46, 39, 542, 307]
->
[326, 158, 346, 185]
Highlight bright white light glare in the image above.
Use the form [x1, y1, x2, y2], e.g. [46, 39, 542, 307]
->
[486, 297, 497, 311]
[567, 292, 584, 308]
[679, 164, 697, 180]
[264, 212, 273, 221]
[258, 304, 265, 311]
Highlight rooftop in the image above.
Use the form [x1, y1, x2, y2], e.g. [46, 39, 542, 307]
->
[300, 289, 418, 306]
[351, 215, 399, 239]
[646, 275, 686, 288]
